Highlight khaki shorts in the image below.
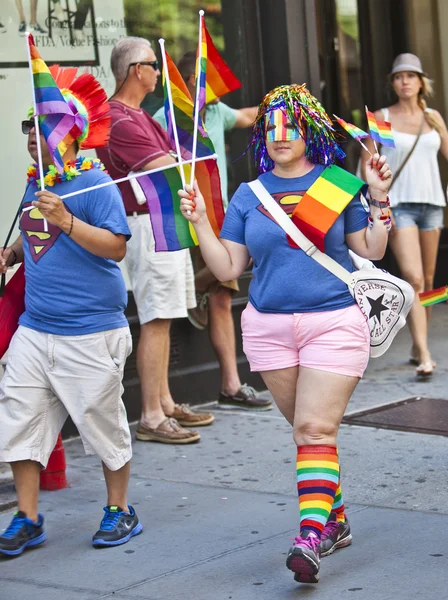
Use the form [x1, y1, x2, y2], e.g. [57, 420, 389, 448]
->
[190, 246, 239, 294]
[0, 326, 132, 471]
[125, 214, 196, 324]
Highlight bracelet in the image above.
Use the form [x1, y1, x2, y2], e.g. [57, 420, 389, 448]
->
[67, 213, 74, 237]
[9, 248, 17, 267]
[368, 213, 392, 232]
[368, 195, 390, 209]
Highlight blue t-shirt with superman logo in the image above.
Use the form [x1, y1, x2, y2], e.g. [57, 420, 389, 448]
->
[219, 164, 368, 313]
[19, 167, 131, 335]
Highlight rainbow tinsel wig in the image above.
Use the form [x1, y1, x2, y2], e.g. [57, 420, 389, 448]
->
[250, 83, 345, 173]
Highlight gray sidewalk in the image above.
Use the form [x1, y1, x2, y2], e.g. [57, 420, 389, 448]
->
[1, 306, 448, 599]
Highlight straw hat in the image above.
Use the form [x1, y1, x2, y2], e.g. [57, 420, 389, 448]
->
[390, 53, 427, 77]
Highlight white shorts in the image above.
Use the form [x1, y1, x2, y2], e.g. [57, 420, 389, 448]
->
[125, 214, 196, 324]
[0, 326, 133, 471]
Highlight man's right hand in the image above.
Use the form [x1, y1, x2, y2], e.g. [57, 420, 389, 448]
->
[0, 247, 14, 274]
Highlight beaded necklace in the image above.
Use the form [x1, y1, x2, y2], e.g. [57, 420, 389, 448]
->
[27, 157, 107, 188]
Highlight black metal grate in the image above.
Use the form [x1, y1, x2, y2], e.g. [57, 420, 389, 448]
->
[343, 397, 448, 437]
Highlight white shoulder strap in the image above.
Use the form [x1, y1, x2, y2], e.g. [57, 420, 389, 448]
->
[248, 179, 354, 288]
[381, 107, 389, 120]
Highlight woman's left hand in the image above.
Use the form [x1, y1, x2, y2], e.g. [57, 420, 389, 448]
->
[365, 153, 393, 196]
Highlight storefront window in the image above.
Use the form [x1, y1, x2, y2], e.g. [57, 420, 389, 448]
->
[124, 0, 224, 115]
[334, 0, 363, 128]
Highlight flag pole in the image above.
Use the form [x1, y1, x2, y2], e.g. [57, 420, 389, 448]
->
[358, 138, 372, 156]
[50, 154, 218, 202]
[190, 9, 205, 188]
[158, 38, 186, 189]
[25, 32, 48, 232]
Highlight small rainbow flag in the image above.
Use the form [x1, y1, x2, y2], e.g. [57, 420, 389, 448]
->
[291, 165, 366, 252]
[28, 34, 81, 171]
[195, 12, 208, 114]
[333, 115, 368, 141]
[203, 21, 241, 103]
[137, 159, 224, 252]
[163, 50, 214, 160]
[419, 285, 448, 307]
[365, 107, 395, 148]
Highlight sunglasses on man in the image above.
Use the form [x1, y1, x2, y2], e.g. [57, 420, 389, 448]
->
[22, 119, 35, 135]
[128, 60, 159, 71]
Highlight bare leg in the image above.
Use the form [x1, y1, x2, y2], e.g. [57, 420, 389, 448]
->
[10, 460, 41, 522]
[102, 461, 130, 510]
[420, 228, 441, 324]
[389, 227, 431, 364]
[159, 328, 176, 414]
[208, 287, 241, 395]
[30, 0, 38, 23]
[260, 366, 298, 425]
[293, 367, 359, 446]
[15, 0, 26, 22]
[137, 319, 171, 429]
[194, 264, 218, 293]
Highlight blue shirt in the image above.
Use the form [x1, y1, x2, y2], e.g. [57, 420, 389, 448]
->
[19, 168, 131, 335]
[219, 165, 368, 313]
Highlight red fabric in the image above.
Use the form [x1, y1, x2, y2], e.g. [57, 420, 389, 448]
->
[96, 101, 171, 215]
[0, 264, 25, 358]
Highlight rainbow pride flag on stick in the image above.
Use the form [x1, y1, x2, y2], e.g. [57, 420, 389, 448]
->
[191, 9, 207, 186]
[159, 40, 214, 162]
[26, 33, 80, 174]
[419, 285, 448, 307]
[291, 165, 366, 252]
[136, 158, 224, 252]
[366, 106, 395, 149]
[334, 114, 371, 155]
[203, 19, 241, 104]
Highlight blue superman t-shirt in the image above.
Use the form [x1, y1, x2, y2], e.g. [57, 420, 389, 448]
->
[219, 164, 368, 313]
[19, 167, 131, 335]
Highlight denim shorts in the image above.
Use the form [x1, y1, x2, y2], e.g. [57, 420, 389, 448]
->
[393, 203, 444, 231]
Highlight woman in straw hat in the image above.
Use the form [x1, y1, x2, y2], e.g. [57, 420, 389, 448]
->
[362, 53, 448, 378]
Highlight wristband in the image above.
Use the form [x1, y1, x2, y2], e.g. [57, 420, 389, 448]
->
[368, 195, 390, 209]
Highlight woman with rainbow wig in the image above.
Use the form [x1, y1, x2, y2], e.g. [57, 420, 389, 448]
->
[180, 84, 392, 584]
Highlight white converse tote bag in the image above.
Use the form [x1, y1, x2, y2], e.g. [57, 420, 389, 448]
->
[248, 180, 414, 358]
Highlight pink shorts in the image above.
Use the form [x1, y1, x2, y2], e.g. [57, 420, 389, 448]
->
[241, 303, 370, 378]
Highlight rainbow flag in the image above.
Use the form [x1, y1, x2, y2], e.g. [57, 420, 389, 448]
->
[334, 115, 368, 141]
[419, 285, 448, 307]
[195, 12, 207, 114]
[28, 34, 81, 171]
[203, 21, 241, 103]
[291, 165, 366, 252]
[163, 50, 214, 160]
[366, 107, 395, 148]
[137, 159, 224, 252]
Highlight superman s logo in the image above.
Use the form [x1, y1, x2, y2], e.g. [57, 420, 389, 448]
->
[20, 203, 62, 263]
[256, 190, 305, 222]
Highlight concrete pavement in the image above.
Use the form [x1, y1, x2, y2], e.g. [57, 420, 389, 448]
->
[1, 305, 448, 598]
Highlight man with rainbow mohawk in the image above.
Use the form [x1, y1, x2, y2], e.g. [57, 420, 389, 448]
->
[0, 65, 142, 556]
[179, 83, 393, 584]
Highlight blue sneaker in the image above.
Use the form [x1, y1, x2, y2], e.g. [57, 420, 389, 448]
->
[0, 511, 46, 557]
[92, 505, 142, 547]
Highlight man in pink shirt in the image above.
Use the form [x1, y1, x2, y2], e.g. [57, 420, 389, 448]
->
[97, 37, 214, 444]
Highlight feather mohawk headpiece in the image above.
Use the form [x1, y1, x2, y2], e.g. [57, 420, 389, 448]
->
[249, 83, 345, 173]
[49, 65, 110, 149]
[28, 65, 110, 149]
